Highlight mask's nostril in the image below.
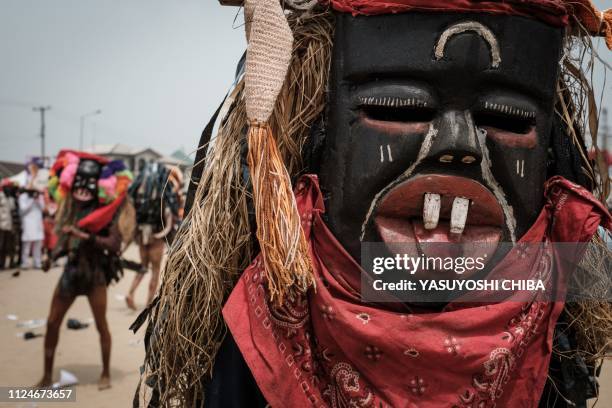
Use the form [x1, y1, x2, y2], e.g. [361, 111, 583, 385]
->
[461, 155, 476, 164]
[439, 154, 454, 163]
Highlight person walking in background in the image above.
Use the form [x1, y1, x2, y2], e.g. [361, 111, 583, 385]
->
[26, 156, 48, 192]
[0, 188, 12, 269]
[19, 157, 48, 269]
[2, 181, 21, 267]
[19, 187, 44, 269]
[125, 161, 181, 310]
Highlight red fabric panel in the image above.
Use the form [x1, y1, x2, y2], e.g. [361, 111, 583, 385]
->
[77, 192, 126, 233]
[545, 176, 612, 240]
[323, 0, 569, 27]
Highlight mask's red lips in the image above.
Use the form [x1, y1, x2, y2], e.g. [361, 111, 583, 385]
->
[373, 175, 504, 276]
[73, 187, 94, 202]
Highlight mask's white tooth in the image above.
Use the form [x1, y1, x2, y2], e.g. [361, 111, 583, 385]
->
[450, 197, 469, 235]
[423, 193, 441, 230]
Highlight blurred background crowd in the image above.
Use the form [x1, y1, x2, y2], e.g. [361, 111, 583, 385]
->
[0, 154, 188, 273]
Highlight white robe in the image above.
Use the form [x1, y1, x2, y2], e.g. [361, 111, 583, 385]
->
[19, 193, 44, 242]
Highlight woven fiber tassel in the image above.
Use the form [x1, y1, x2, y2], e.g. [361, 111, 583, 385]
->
[247, 121, 314, 302]
[244, 0, 314, 303]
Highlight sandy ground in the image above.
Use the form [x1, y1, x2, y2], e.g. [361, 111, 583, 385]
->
[0, 245, 146, 408]
[0, 244, 610, 408]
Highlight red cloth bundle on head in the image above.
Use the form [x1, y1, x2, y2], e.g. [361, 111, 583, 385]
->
[49, 150, 109, 202]
[323, 0, 612, 48]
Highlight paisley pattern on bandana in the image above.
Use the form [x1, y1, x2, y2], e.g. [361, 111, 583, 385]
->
[223, 174, 610, 408]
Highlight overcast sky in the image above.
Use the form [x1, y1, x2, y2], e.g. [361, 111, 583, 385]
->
[0, 0, 610, 163]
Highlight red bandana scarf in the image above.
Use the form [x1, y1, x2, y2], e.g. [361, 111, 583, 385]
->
[223, 175, 611, 407]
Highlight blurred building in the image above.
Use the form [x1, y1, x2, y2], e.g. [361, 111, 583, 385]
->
[85, 144, 191, 173]
[0, 161, 25, 179]
[85, 144, 192, 193]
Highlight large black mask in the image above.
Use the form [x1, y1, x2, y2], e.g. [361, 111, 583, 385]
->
[72, 159, 101, 202]
[319, 12, 563, 274]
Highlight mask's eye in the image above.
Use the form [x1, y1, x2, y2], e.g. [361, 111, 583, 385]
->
[474, 104, 535, 134]
[359, 97, 435, 123]
[475, 103, 537, 148]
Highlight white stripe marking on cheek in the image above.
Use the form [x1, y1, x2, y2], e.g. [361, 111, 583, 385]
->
[516, 160, 520, 175]
[476, 127, 517, 242]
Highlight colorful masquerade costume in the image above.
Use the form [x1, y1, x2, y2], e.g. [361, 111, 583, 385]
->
[49, 150, 134, 297]
[129, 161, 182, 256]
[134, 1, 612, 407]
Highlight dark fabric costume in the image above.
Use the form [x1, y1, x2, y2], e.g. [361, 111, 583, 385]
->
[129, 161, 181, 256]
[55, 220, 122, 297]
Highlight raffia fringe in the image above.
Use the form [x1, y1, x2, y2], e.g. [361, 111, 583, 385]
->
[247, 121, 315, 303]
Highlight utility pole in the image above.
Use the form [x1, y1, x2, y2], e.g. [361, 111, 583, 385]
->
[32, 106, 51, 165]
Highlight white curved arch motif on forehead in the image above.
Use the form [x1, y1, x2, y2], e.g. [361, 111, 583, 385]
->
[286, 0, 318, 10]
[434, 21, 501, 68]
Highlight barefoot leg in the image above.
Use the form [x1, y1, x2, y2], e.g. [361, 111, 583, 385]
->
[126, 273, 144, 310]
[38, 287, 75, 387]
[126, 243, 149, 310]
[87, 285, 111, 389]
[146, 239, 164, 305]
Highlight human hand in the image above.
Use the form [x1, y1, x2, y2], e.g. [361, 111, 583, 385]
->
[63, 225, 89, 240]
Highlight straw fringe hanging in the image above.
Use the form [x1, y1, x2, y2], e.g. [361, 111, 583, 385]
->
[143, 11, 333, 406]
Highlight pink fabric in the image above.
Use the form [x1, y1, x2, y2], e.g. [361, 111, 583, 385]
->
[223, 175, 610, 407]
[98, 175, 117, 201]
[58, 153, 79, 191]
[51, 150, 109, 174]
